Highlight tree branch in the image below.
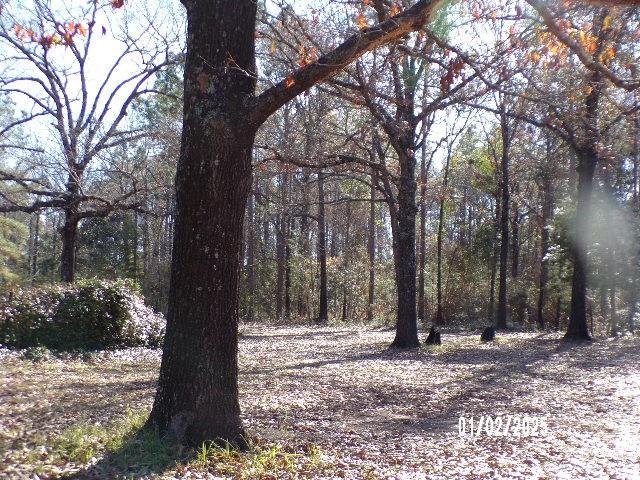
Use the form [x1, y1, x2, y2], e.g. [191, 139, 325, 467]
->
[248, 0, 444, 127]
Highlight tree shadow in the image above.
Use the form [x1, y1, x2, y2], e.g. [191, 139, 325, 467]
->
[246, 333, 640, 445]
[241, 329, 361, 341]
[61, 426, 188, 480]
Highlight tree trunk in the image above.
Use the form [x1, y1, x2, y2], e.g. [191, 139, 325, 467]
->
[246, 187, 255, 322]
[132, 212, 139, 280]
[435, 150, 451, 326]
[275, 173, 286, 319]
[496, 110, 510, 330]
[536, 151, 554, 330]
[60, 208, 79, 283]
[341, 201, 352, 322]
[488, 197, 500, 322]
[276, 222, 285, 318]
[367, 182, 376, 323]
[285, 229, 291, 318]
[511, 186, 520, 278]
[628, 109, 639, 333]
[390, 149, 419, 348]
[610, 257, 618, 336]
[298, 173, 310, 318]
[148, 0, 257, 447]
[317, 170, 328, 323]
[566, 149, 597, 341]
[417, 143, 427, 324]
[30, 213, 40, 283]
[566, 63, 603, 341]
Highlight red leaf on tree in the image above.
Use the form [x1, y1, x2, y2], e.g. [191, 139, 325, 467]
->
[285, 75, 296, 88]
[111, 0, 125, 9]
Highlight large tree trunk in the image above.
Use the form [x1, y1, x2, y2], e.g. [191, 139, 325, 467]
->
[391, 149, 419, 348]
[149, 0, 440, 447]
[317, 170, 328, 323]
[148, 0, 257, 447]
[566, 64, 603, 341]
[566, 149, 597, 341]
[60, 171, 82, 283]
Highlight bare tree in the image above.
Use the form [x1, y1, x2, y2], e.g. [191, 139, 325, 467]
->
[0, 0, 180, 281]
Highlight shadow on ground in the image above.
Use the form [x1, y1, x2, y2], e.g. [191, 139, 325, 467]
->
[62, 427, 186, 480]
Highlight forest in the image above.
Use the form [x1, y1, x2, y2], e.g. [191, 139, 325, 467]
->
[0, 0, 639, 478]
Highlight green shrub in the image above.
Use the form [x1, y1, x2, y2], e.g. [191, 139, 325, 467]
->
[0, 279, 165, 350]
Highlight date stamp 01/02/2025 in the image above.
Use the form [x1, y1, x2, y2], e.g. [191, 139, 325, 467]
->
[457, 415, 548, 439]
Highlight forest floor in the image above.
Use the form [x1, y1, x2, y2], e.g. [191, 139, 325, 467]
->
[1, 325, 639, 479]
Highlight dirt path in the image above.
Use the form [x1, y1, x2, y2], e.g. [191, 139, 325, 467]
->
[1, 325, 639, 479]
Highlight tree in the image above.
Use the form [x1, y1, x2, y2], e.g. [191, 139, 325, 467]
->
[0, 0, 178, 282]
[149, 0, 445, 446]
[496, 102, 516, 330]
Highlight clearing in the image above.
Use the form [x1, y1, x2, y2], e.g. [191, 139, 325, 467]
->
[1, 325, 639, 479]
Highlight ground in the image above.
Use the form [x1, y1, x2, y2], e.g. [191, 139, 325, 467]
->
[1, 325, 639, 479]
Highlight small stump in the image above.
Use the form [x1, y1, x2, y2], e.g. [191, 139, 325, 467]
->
[425, 326, 442, 345]
[480, 326, 495, 342]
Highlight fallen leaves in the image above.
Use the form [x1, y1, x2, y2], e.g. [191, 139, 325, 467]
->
[1, 326, 639, 479]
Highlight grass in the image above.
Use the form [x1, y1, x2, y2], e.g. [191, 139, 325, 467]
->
[187, 440, 306, 478]
[23, 410, 328, 479]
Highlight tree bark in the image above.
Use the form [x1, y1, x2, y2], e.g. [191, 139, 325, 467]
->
[297, 173, 311, 318]
[390, 148, 419, 348]
[60, 208, 79, 283]
[566, 64, 603, 341]
[496, 109, 510, 330]
[148, 0, 257, 446]
[317, 170, 328, 323]
[566, 149, 597, 341]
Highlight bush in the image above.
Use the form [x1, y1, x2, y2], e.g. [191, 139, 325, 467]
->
[0, 279, 165, 350]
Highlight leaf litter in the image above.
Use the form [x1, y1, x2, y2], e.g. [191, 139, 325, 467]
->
[1, 325, 639, 479]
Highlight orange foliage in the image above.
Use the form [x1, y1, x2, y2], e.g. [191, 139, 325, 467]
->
[356, 12, 368, 29]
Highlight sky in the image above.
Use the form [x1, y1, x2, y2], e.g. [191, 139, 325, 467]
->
[0, 0, 499, 176]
